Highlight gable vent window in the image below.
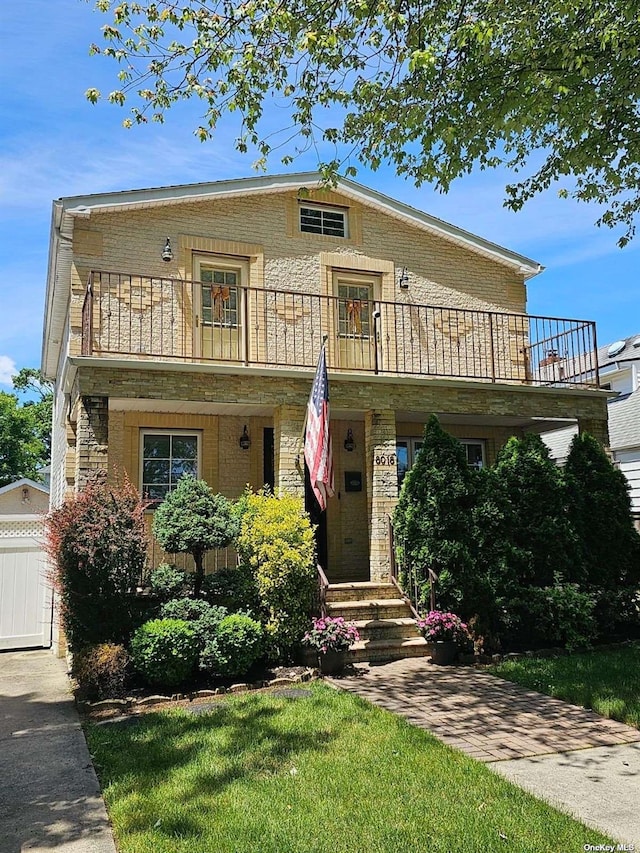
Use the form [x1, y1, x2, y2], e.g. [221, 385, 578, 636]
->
[299, 205, 347, 237]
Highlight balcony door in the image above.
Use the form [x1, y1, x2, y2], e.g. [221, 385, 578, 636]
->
[193, 255, 247, 361]
[333, 271, 379, 371]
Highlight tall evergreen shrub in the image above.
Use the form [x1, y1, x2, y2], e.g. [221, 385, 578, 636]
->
[564, 432, 640, 628]
[393, 415, 478, 613]
[491, 434, 577, 587]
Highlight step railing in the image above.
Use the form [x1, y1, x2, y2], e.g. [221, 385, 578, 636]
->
[387, 515, 421, 620]
[317, 564, 330, 618]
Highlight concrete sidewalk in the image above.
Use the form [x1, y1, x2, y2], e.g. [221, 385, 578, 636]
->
[336, 657, 640, 846]
[0, 649, 117, 853]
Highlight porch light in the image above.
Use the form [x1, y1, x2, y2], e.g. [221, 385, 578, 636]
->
[344, 428, 355, 452]
[162, 237, 173, 262]
[397, 267, 409, 289]
[239, 425, 251, 450]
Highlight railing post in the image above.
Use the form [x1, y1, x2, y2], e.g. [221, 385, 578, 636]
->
[373, 303, 380, 374]
[81, 275, 94, 356]
[487, 313, 496, 381]
[242, 285, 250, 366]
[592, 321, 600, 388]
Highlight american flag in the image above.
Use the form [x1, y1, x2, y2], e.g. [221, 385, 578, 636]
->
[304, 342, 334, 510]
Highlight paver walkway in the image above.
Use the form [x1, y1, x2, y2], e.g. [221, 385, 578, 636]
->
[336, 657, 640, 762]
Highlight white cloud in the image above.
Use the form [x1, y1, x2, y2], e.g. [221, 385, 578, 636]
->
[0, 355, 17, 387]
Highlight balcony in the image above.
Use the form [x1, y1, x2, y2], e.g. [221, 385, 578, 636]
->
[81, 270, 599, 388]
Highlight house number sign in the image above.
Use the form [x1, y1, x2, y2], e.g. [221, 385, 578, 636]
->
[374, 453, 397, 466]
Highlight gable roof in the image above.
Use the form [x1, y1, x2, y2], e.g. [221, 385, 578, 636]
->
[42, 172, 543, 378]
[0, 478, 49, 497]
[597, 332, 640, 370]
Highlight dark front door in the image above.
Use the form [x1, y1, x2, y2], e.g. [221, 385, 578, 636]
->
[305, 464, 328, 572]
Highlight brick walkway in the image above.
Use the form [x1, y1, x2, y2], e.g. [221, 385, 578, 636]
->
[335, 657, 640, 762]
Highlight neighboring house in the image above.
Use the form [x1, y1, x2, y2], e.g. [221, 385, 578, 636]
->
[0, 478, 52, 650]
[542, 333, 640, 527]
[42, 173, 608, 586]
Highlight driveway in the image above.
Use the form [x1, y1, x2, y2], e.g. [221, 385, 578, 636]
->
[0, 649, 116, 853]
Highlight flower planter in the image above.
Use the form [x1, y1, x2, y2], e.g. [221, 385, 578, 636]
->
[430, 640, 458, 666]
[318, 651, 345, 675]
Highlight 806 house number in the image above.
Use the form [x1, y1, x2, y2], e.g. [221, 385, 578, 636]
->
[374, 453, 396, 466]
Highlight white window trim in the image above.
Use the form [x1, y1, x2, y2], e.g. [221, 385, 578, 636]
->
[397, 435, 486, 483]
[299, 203, 349, 238]
[459, 439, 486, 469]
[140, 429, 202, 508]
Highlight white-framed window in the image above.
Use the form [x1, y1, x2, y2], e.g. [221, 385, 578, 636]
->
[396, 436, 485, 486]
[200, 267, 239, 328]
[299, 204, 348, 237]
[140, 430, 200, 503]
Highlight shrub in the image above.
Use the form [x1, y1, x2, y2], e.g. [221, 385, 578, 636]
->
[152, 477, 239, 597]
[564, 432, 640, 592]
[236, 490, 316, 660]
[503, 584, 597, 651]
[160, 597, 228, 646]
[149, 563, 192, 601]
[130, 618, 199, 687]
[45, 472, 148, 648]
[393, 416, 478, 613]
[72, 643, 130, 700]
[200, 613, 264, 678]
[201, 562, 261, 614]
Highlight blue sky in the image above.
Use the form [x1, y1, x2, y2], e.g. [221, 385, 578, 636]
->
[1, 0, 638, 388]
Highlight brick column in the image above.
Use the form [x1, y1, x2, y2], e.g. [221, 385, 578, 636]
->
[274, 405, 306, 498]
[364, 409, 397, 582]
[577, 416, 610, 447]
[75, 396, 109, 490]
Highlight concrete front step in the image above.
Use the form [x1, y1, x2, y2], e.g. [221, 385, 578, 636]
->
[326, 598, 411, 622]
[326, 582, 399, 603]
[347, 636, 432, 663]
[352, 618, 421, 641]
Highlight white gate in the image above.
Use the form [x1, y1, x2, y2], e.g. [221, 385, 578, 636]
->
[0, 524, 53, 651]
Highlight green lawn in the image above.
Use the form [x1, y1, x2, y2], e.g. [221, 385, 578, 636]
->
[489, 644, 640, 729]
[86, 683, 612, 853]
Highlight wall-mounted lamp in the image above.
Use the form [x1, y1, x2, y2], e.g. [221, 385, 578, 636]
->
[397, 267, 409, 289]
[239, 425, 251, 450]
[344, 428, 355, 452]
[162, 237, 173, 262]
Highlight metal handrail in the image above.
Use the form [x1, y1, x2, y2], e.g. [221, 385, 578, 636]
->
[317, 564, 330, 618]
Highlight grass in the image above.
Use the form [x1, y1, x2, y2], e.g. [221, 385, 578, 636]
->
[86, 683, 612, 853]
[489, 644, 640, 729]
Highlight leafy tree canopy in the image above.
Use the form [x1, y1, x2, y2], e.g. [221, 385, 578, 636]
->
[0, 391, 46, 487]
[12, 368, 53, 456]
[89, 0, 640, 244]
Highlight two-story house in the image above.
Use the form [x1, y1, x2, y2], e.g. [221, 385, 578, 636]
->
[42, 173, 608, 591]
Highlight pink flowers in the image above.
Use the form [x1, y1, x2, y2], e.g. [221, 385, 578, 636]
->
[303, 616, 360, 653]
[417, 611, 470, 644]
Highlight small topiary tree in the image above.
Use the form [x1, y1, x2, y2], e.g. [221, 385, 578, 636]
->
[45, 472, 148, 648]
[236, 489, 316, 661]
[393, 415, 478, 613]
[149, 563, 192, 601]
[152, 477, 239, 597]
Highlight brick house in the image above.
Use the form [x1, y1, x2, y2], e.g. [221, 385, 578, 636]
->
[42, 172, 608, 589]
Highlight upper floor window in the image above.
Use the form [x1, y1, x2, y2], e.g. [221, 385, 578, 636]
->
[299, 204, 348, 237]
[200, 268, 239, 328]
[141, 431, 199, 503]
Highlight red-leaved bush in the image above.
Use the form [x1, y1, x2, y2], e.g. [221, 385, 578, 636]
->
[45, 472, 148, 649]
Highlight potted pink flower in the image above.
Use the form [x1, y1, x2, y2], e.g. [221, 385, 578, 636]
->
[416, 611, 470, 665]
[303, 616, 360, 674]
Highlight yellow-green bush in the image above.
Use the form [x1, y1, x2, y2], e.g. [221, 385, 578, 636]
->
[236, 490, 316, 661]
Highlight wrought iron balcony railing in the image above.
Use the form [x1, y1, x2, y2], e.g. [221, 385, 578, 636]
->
[81, 270, 599, 388]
